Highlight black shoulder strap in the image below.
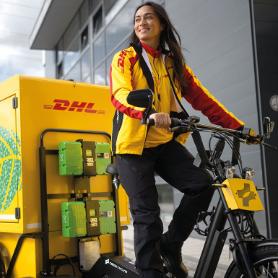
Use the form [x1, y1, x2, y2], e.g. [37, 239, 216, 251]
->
[164, 56, 210, 167]
[164, 62, 190, 119]
[131, 43, 154, 92]
[131, 44, 208, 166]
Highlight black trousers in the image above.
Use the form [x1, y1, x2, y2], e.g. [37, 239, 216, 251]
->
[116, 140, 213, 274]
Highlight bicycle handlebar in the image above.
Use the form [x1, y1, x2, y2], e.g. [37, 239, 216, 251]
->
[147, 117, 263, 144]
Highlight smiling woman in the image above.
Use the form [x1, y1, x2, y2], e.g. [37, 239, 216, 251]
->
[134, 6, 163, 50]
[109, 2, 245, 278]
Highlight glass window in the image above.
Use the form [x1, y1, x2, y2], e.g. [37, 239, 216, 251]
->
[81, 49, 91, 79]
[106, 54, 113, 85]
[80, 0, 89, 27]
[104, 0, 116, 14]
[93, 6, 103, 35]
[64, 61, 81, 82]
[93, 32, 105, 67]
[64, 37, 80, 74]
[94, 63, 106, 85]
[105, 0, 140, 54]
[81, 26, 89, 50]
[56, 38, 64, 64]
[83, 75, 91, 83]
[57, 62, 64, 79]
[118, 38, 130, 52]
[89, 0, 102, 14]
[64, 15, 80, 49]
[106, 39, 129, 85]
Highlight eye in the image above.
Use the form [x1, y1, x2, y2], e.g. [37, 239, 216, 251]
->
[145, 15, 153, 20]
[135, 17, 141, 23]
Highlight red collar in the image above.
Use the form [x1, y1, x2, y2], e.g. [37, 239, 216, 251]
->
[140, 41, 162, 58]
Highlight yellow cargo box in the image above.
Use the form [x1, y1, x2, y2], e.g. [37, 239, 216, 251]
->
[0, 76, 130, 277]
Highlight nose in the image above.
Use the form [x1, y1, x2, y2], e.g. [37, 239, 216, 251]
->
[141, 17, 147, 24]
[137, 17, 147, 26]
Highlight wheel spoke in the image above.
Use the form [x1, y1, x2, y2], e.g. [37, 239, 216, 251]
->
[254, 259, 278, 277]
[225, 244, 278, 278]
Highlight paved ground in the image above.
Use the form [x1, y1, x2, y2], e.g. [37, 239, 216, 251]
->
[122, 225, 232, 278]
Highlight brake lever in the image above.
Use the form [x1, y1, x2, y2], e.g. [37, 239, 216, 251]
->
[170, 122, 195, 133]
[170, 125, 192, 133]
[244, 134, 278, 150]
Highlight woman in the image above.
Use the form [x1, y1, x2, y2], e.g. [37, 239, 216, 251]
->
[110, 2, 244, 278]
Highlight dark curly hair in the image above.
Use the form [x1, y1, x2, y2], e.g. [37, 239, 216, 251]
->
[130, 1, 187, 92]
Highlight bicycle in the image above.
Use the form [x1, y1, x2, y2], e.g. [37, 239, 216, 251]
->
[125, 89, 278, 278]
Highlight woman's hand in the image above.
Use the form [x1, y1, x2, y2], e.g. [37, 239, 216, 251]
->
[149, 113, 171, 129]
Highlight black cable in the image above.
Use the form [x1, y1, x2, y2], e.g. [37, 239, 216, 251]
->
[208, 135, 214, 154]
[51, 253, 76, 277]
[193, 128, 264, 241]
[196, 129, 244, 176]
[213, 131, 243, 175]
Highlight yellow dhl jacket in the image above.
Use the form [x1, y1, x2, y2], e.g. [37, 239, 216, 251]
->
[110, 43, 244, 155]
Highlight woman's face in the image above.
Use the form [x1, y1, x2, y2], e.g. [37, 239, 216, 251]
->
[134, 5, 163, 48]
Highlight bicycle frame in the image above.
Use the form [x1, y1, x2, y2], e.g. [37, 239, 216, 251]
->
[126, 90, 276, 278]
[192, 131, 260, 278]
[194, 198, 228, 278]
[194, 188, 261, 278]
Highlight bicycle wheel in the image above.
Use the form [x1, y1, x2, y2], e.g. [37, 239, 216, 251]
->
[0, 257, 6, 278]
[225, 244, 278, 277]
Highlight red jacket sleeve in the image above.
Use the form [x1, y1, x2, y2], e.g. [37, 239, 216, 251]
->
[183, 65, 244, 129]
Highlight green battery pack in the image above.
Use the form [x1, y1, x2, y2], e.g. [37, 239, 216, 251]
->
[77, 141, 111, 176]
[61, 202, 87, 237]
[95, 142, 111, 175]
[58, 141, 83, 175]
[85, 200, 100, 236]
[99, 200, 116, 234]
[80, 141, 96, 176]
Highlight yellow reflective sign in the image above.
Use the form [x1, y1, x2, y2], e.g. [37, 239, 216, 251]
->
[221, 178, 264, 211]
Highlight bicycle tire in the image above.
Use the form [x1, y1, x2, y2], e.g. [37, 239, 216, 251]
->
[0, 257, 6, 278]
[225, 244, 278, 277]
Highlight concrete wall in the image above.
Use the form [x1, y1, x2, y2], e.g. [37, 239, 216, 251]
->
[166, 0, 267, 235]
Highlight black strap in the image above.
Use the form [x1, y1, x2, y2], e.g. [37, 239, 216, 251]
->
[164, 56, 210, 167]
[164, 63, 189, 118]
[132, 42, 187, 117]
[131, 43, 154, 92]
[131, 43, 209, 167]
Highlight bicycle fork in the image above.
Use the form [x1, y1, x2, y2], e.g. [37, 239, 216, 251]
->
[194, 200, 228, 278]
[194, 192, 257, 278]
[219, 189, 257, 278]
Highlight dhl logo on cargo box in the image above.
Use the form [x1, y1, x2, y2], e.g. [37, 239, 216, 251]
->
[43, 99, 105, 114]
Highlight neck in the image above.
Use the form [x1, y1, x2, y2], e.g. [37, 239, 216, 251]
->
[140, 39, 159, 50]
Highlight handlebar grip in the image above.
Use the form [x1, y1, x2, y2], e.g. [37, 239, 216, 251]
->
[170, 118, 182, 128]
[242, 127, 256, 137]
[146, 118, 155, 126]
[241, 127, 263, 144]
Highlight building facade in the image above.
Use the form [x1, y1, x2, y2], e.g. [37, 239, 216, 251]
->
[30, 0, 278, 237]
